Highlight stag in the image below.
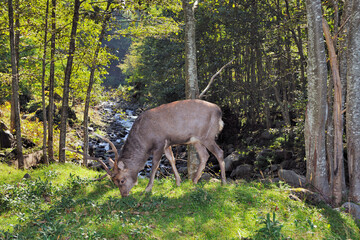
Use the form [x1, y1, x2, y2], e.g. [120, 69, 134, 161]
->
[67, 99, 226, 197]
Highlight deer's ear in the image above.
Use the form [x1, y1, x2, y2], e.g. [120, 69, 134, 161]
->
[118, 161, 125, 170]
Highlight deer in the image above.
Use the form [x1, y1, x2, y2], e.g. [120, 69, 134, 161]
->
[67, 99, 226, 197]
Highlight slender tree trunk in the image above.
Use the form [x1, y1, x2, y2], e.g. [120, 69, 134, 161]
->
[59, 0, 81, 163]
[304, 0, 330, 199]
[83, 1, 111, 166]
[323, 18, 344, 206]
[182, 0, 200, 181]
[8, 0, 24, 169]
[346, 0, 360, 202]
[10, 0, 20, 132]
[47, 0, 56, 162]
[41, 0, 50, 165]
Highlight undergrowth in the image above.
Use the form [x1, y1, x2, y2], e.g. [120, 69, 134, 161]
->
[0, 163, 359, 239]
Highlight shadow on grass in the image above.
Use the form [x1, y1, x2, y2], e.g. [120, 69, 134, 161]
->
[320, 203, 360, 239]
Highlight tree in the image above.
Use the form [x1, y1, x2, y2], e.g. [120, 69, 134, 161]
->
[41, 0, 50, 164]
[47, 0, 56, 162]
[304, 0, 330, 199]
[346, 0, 360, 202]
[59, 0, 82, 163]
[8, 0, 24, 168]
[182, 0, 200, 181]
[83, 0, 113, 166]
[322, 17, 344, 206]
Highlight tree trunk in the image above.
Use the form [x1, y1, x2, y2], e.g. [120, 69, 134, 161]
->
[10, 0, 20, 132]
[41, 0, 50, 165]
[47, 0, 56, 162]
[304, 0, 330, 199]
[8, 0, 24, 169]
[346, 0, 360, 202]
[83, 1, 112, 166]
[182, 0, 200, 181]
[322, 18, 344, 206]
[59, 0, 81, 163]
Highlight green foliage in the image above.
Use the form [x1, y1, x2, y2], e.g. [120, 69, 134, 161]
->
[0, 0, 123, 105]
[254, 212, 286, 240]
[0, 163, 359, 239]
[120, 0, 309, 133]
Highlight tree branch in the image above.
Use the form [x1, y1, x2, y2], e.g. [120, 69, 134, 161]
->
[199, 57, 235, 99]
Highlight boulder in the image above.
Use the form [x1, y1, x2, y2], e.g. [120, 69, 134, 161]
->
[178, 166, 188, 175]
[260, 130, 274, 140]
[224, 151, 240, 172]
[230, 164, 253, 180]
[199, 172, 212, 182]
[280, 160, 297, 170]
[0, 129, 13, 148]
[14, 150, 43, 169]
[340, 202, 360, 220]
[0, 121, 8, 130]
[278, 169, 305, 187]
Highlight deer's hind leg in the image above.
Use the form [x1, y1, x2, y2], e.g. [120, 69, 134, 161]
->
[192, 142, 210, 184]
[202, 141, 226, 185]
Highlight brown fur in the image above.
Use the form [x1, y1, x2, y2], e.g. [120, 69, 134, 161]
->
[110, 99, 226, 197]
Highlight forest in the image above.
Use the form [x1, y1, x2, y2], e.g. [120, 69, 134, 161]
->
[1, 0, 360, 238]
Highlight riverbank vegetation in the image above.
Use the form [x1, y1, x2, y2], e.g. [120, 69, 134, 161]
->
[1, 163, 359, 239]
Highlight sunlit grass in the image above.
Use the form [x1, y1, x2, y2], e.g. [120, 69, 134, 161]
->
[1, 162, 358, 239]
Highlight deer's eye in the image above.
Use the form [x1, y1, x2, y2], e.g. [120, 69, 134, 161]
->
[120, 179, 126, 185]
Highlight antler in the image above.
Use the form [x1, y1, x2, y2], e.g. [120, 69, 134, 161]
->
[93, 133, 120, 170]
[64, 148, 112, 176]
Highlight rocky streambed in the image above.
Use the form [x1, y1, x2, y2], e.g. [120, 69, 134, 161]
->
[86, 101, 190, 179]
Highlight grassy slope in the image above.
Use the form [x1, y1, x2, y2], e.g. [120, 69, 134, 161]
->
[0, 163, 359, 240]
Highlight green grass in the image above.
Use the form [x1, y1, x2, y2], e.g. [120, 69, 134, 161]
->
[0, 163, 359, 239]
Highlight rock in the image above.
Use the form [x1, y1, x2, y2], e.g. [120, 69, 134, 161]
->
[230, 164, 253, 180]
[278, 169, 305, 187]
[260, 130, 274, 140]
[23, 173, 31, 179]
[54, 92, 62, 101]
[34, 104, 57, 122]
[58, 106, 77, 121]
[0, 129, 13, 148]
[199, 173, 212, 182]
[280, 160, 297, 170]
[22, 137, 36, 149]
[274, 150, 293, 163]
[289, 188, 326, 205]
[224, 152, 240, 172]
[268, 164, 279, 173]
[0, 121, 9, 131]
[178, 166, 188, 174]
[340, 202, 360, 220]
[14, 150, 43, 169]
